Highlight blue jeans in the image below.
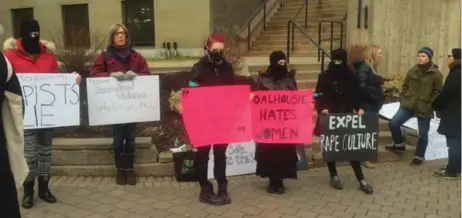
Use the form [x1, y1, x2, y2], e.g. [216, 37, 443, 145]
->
[389, 107, 430, 159]
[113, 123, 137, 155]
[445, 136, 461, 174]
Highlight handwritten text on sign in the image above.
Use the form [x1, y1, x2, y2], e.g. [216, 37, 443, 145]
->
[251, 91, 313, 143]
[207, 141, 256, 179]
[181, 85, 252, 147]
[86, 75, 160, 126]
[18, 73, 80, 129]
[319, 113, 379, 162]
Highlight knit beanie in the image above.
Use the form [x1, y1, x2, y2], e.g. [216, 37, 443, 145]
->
[418, 47, 434, 60]
[450, 48, 461, 60]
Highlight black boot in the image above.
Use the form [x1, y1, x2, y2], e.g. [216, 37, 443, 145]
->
[267, 179, 277, 194]
[124, 154, 137, 186]
[21, 181, 34, 209]
[217, 181, 231, 204]
[38, 176, 57, 203]
[115, 155, 126, 185]
[330, 176, 343, 190]
[199, 183, 225, 205]
[275, 179, 285, 194]
[359, 181, 374, 194]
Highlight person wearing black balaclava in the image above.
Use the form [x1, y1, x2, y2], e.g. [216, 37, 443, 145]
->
[20, 19, 41, 54]
[314, 48, 374, 195]
[254, 51, 298, 194]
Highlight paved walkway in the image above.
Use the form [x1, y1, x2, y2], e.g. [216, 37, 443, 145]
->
[21, 160, 460, 218]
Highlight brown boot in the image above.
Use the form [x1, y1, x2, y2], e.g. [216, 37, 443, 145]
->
[114, 155, 126, 185]
[124, 154, 137, 185]
[217, 181, 231, 204]
[199, 184, 225, 205]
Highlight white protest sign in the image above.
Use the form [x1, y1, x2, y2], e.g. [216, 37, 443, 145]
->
[379, 102, 447, 160]
[207, 141, 256, 179]
[18, 73, 80, 129]
[86, 75, 160, 126]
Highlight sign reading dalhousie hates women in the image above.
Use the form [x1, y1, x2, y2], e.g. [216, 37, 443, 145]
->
[319, 113, 379, 162]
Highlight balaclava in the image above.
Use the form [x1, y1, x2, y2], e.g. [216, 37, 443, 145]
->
[268, 51, 288, 79]
[20, 19, 41, 54]
[205, 33, 225, 65]
[328, 48, 350, 79]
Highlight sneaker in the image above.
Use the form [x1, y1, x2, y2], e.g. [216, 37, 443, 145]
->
[362, 161, 375, 169]
[385, 144, 406, 152]
[433, 171, 459, 180]
[410, 158, 423, 166]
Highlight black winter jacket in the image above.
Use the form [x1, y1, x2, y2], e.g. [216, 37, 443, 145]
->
[190, 57, 235, 86]
[432, 60, 461, 137]
[353, 59, 385, 112]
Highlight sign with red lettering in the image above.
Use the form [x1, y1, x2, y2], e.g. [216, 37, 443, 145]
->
[251, 91, 313, 144]
[181, 85, 252, 147]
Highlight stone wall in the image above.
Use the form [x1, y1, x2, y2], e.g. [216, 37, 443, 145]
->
[346, 0, 461, 76]
[210, 0, 264, 35]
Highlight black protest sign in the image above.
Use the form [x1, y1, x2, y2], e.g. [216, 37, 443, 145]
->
[319, 113, 379, 162]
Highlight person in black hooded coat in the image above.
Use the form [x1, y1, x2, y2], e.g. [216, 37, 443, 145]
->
[254, 51, 298, 194]
[314, 48, 374, 195]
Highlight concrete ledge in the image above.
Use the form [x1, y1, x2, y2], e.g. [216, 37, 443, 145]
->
[52, 148, 158, 166]
[51, 163, 174, 177]
[52, 137, 152, 150]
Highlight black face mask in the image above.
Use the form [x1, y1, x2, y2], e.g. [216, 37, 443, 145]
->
[20, 19, 41, 54]
[21, 35, 40, 54]
[208, 51, 224, 65]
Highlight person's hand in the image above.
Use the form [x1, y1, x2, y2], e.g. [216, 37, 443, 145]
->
[321, 109, 329, 115]
[358, 109, 365, 116]
[72, 71, 81, 84]
[249, 93, 255, 101]
[125, 70, 138, 80]
[110, 72, 125, 81]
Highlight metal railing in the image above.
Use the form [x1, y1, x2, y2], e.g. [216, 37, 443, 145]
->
[246, 0, 284, 49]
[317, 20, 344, 62]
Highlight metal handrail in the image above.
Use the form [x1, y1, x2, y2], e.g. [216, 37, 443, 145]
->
[287, 20, 331, 72]
[246, 0, 284, 49]
[317, 20, 344, 62]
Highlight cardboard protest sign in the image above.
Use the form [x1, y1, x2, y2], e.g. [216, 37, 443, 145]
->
[181, 85, 252, 147]
[86, 75, 160, 126]
[18, 73, 80, 129]
[207, 141, 256, 179]
[319, 113, 379, 162]
[251, 90, 313, 144]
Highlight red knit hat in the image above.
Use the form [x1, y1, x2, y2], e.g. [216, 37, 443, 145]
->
[206, 33, 225, 48]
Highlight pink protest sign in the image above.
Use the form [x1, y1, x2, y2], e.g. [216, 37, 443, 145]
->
[181, 85, 252, 147]
[251, 90, 313, 144]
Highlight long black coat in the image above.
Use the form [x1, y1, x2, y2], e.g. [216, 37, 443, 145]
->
[314, 65, 359, 136]
[432, 60, 461, 138]
[254, 69, 298, 179]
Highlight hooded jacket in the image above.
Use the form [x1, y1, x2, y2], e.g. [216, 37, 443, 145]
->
[432, 60, 461, 137]
[3, 37, 59, 73]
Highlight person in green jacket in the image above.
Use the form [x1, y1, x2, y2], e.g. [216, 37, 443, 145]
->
[386, 47, 443, 166]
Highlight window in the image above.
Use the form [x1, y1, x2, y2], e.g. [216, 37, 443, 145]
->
[11, 8, 34, 38]
[61, 4, 90, 48]
[121, 0, 155, 46]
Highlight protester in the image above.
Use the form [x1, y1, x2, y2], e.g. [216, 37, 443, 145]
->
[254, 51, 298, 194]
[386, 47, 443, 166]
[188, 33, 235, 205]
[89, 23, 150, 186]
[352, 45, 384, 169]
[314, 48, 373, 194]
[3, 19, 81, 209]
[0, 23, 27, 218]
[432, 48, 461, 179]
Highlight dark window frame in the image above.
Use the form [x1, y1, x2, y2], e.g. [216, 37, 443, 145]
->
[11, 8, 34, 39]
[61, 4, 91, 48]
[121, 0, 155, 47]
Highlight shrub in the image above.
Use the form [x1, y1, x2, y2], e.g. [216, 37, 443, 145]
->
[383, 73, 405, 100]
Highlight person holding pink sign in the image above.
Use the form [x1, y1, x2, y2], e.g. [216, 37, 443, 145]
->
[314, 48, 373, 195]
[188, 33, 235, 205]
[254, 51, 299, 194]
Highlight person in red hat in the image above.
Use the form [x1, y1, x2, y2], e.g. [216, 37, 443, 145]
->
[188, 33, 235, 205]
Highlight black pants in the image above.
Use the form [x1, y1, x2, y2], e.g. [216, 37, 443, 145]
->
[0, 139, 21, 218]
[327, 161, 364, 181]
[113, 123, 137, 155]
[195, 144, 228, 186]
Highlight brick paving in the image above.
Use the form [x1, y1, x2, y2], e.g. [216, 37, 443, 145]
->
[21, 160, 460, 218]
